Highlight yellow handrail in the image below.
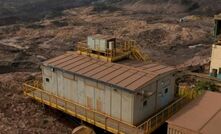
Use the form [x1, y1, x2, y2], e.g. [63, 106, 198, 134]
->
[23, 81, 139, 134]
[137, 97, 188, 134]
[23, 80, 198, 134]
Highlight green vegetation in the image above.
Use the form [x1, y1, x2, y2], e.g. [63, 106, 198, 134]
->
[194, 81, 219, 92]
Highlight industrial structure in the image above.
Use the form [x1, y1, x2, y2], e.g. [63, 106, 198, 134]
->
[23, 13, 221, 133]
[167, 91, 221, 134]
[166, 13, 221, 134]
[210, 14, 221, 79]
[77, 35, 149, 62]
[23, 35, 192, 134]
[41, 52, 176, 125]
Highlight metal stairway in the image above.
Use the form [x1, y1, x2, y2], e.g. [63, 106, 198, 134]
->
[124, 40, 150, 62]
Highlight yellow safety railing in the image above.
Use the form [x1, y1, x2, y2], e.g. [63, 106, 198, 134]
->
[76, 42, 116, 58]
[23, 81, 141, 134]
[178, 84, 203, 99]
[137, 97, 188, 134]
[124, 40, 150, 62]
[76, 40, 149, 62]
[23, 80, 200, 134]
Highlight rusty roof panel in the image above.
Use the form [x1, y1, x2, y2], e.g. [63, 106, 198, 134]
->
[44, 53, 72, 65]
[77, 62, 105, 75]
[108, 70, 137, 84]
[57, 55, 86, 68]
[145, 65, 167, 72]
[43, 52, 176, 91]
[137, 63, 158, 70]
[118, 72, 146, 87]
[101, 67, 128, 82]
[126, 75, 155, 90]
[63, 57, 90, 70]
[70, 60, 97, 72]
[91, 65, 120, 79]
[49, 56, 77, 66]
[86, 64, 110, 77]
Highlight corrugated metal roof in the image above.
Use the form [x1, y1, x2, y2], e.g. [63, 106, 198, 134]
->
[43, 52, 175, 91]
[167, 91, 221, 134]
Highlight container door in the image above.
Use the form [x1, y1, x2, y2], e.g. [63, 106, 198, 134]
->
[51, 71, 58, 95]
[87, 36, 94, 50]
[121, 91, 132, 123]
[63, 77, 77, 102]
[95, 39, 100, 51]
[85, 85, 94, 109]
[57, 71, 64, 98]
[99, 39, 106, 52]
[108, 41, 113, 50]
[111, 89, 121, 119]
[95, 87, 104, 112]
[157, 77, 171, 109]
[77, 77, 86, 105]
[161, 88, 170, 107]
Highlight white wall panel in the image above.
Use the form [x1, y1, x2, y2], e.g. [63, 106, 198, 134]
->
[95, 87, 105, 113]
[77, 77, 86, 105]
[121, 90, 133, 124]
[104, 86, 111, 115]
[85, 84, 95, 109]
[57, 71, 64, 98]
[111, 88, 121, 119]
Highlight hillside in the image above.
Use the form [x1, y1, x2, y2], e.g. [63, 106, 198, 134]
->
[0, 0, 92, 25]
[114, 0, 221, 15]
[0, 0, 220, 133]
[1, 0, 221, 26]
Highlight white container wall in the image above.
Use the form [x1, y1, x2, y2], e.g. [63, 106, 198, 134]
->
[42, 67, 134, 124]
[133, 74, 175, 125]
[42, 66, 175, 125]
[87, 36, 107, 52]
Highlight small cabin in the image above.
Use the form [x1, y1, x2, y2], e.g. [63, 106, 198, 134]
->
[87, 34, 116, 54]
[42, 52, 176, 125]
[210, 43, 221, 79]
[210, 14, 221, 79]
[77, 35, 133, 62]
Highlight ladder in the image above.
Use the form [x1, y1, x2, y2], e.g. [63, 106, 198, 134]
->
[124, 40, 150, 62]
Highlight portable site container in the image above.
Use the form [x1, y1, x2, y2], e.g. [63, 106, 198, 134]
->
[210, 15, 221, 79]
[210, 44, 221, 79]
[167, 91, 221, 134]
[41, 52, 176, 125]
[87, 34, 116, 52]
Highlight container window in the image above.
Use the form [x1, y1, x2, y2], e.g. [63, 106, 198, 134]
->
[143, 100, 147, 107]
[113, 89, 118, 92]
[212, 69, 218, 77]
[164, 88, 168, 94]
[45, 78, 50, 82]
